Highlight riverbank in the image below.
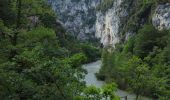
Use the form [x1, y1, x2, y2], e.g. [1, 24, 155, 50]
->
[83, 60, 151, 100]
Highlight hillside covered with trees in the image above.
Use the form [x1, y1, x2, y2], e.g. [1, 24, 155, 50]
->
[96, 0, 170, 99]
[0, 0, 121, 100]
[1, 0, 170, 100]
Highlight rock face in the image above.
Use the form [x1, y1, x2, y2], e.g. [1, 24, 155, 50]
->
[95, 0, 128, 47]
[96, 2, 170, 47]
[49, 0, 170, 47]
[48, 0, 101, 40]
[152, 3, 170, 30]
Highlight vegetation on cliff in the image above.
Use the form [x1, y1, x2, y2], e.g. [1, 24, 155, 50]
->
[97, 0, 170, 99]
[98, 24, 170, 99]
[0, 0, 118, 100]
[1, 0, 170, 100]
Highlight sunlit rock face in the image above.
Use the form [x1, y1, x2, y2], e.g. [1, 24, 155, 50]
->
[95, 0, 128, 47]
[49, 0, 170, 47]
[96, 1, 170, 47]
[48, 0, 101, 40]
[152, 3, 170, 30]
[48, 0, 130, 46]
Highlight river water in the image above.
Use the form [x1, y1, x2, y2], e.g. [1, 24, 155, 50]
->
[83, 60, 151, 100]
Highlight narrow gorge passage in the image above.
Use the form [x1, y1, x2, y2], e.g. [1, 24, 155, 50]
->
[83, 61, 151, 100]
[1, 0, 170, 99]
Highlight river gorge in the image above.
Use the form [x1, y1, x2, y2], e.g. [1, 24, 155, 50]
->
[83, 61, 151, 100]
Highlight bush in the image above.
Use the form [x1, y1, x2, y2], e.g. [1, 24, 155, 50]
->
[133, 24, 167, 58]
[80, 43, 101, 62]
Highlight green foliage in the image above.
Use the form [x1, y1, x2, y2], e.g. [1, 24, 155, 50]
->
[133, 24, 168, 58]
[25, 26, 56, 41]
[0, 25, 88, 99]
[121, 0, 170, 37]
[83, 85, 101, 100]
[57, 35, 101, 63]
[40, 13, 57, 28]
[0, 0, 101, 99]
[123, 37, 135, 54]
[102, 83, 118, 99]
[65, 53, 87, 68]
[121, 0, 155, 36]
[99, 24, 170, 99]
[0, 0, 17, 26]
[78, 83, 120, 100]
[80, 43, 101, 62]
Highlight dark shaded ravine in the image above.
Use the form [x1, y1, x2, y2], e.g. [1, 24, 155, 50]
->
[83, 60, 151, 100]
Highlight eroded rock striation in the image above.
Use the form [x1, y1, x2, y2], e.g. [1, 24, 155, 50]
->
[152, 3, 170, 30]
[49, 0, 170, 47]
[48, 0, 101, 40]
[95, 0, 129, 47]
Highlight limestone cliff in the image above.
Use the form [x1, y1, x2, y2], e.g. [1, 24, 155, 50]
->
[96, 1, 170, 47]
[152, 3, 170, 30]
[95, 0, 129, 47]
[48, 0, 101, 40]
[49, 0, 170, 46]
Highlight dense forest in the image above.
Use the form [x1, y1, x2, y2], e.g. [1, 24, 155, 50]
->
[97, 0, 170, 100]
[0, 0, 121, 100]
[97, 24, 170, 99]
[1, 0, 170, 100]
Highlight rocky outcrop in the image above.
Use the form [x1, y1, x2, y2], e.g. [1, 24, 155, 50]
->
[95, 0, 128, 47]
[152, 3, 170, 30]
[48, 0, 101, 40]
[49, 0, 170, 47]
[96, 2, 170, 47]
